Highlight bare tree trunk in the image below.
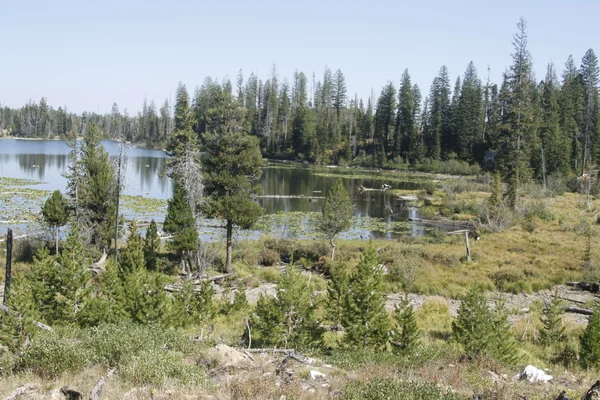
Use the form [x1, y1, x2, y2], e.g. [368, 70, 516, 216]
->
[330, 237, 336, 261]
[225, 220, 233, 273]
[55, 225, 59, 254]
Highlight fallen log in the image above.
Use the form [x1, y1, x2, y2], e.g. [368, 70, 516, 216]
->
[3, 384, 36, 400]
[245, 348, 315, 365]
[565, 281, 600, 293]
[562, 306, 594, 316]
[0, 304, 52, 331]
[89, 368, 115, 400]
[165, 273, 233, 292]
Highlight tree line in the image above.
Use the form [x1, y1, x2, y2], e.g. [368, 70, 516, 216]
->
[2, 19, 598, 185]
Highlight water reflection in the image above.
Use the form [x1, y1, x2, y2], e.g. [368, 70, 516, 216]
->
[0, 139, 171, 198]
[0, 139, 430, 238]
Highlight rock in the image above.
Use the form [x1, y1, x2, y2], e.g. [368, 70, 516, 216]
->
[520, 365, 553, 383]
[308, 370, 327, 381]
[209, 344, 254, 369]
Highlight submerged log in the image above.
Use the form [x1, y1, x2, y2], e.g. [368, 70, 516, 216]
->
[359, 183, 392, 193]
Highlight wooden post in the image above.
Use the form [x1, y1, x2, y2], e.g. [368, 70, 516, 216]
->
[464, 230, 471, 262]
[4, 228, 13, 304]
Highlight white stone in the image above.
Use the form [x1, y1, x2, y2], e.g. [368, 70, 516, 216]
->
[309, 370, 327, 381]
[520, 365, 553, 383]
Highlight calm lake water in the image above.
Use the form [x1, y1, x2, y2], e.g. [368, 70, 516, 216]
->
[0, 139, 429, 238]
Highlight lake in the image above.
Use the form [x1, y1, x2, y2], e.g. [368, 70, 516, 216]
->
[0, 138, 431, 239]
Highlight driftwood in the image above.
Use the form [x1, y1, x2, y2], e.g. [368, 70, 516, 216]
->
[89, 369, 115, 400]
[258, 194, 324, 199]
[88, 250, 108, 274]
[583, 380, 600, 400]
[3, 384, 36, 400]
[0, 304, 52, 331]
[566, 281, 600, 293]
[245, 348, 314, 365]
[359, 183, 391, 193]
[164, 273, 233, 292]
[520, 306, 593, 316]
[408, 217, 476, 229]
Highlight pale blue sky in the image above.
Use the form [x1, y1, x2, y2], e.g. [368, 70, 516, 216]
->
[1, 0, 599, 114]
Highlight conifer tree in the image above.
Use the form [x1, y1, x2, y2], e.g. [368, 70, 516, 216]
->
[540, 293, 566, 346]
[397, 70, 417, 162]
[344, 243, 390, 349]
[170, 280, 214, 328]
[489, 171, 503, 208]
[539, 63, 568, 180]
[454, 62, 483, 161]
[202, 89, 264, 274]
[560, 55, 584, 172]
[78, 123, 117, 248]
[374, 82, 396, 155]
[496, 18, 537, 209]
[119, 220, 145, 275]
[326, 263, 350, 327]
[426, 66, 451, 160]
[41, 190, 69, 254]
[488, 300, 520, 365]
[252, 266, 321, 349]
[391, 295, 419, 353]
[144, 219, 160, 270]
[163, 182, 198, 274]
[452, 286, 492, 356]
[319, 179, 354, 260]
[580, 49, 599, 171]
[580, 303, 600, 368]
[123, 268, 170, 325]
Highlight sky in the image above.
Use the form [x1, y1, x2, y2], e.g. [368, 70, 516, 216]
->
[1, 0, 599, 115]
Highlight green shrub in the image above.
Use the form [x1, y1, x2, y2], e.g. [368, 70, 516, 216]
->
[86, 323, 192, 367]
[120, 349, 206, 387]
[342, 378, 464, 400]
[260, 248, 280, 266]
[19, 331, 89, 378]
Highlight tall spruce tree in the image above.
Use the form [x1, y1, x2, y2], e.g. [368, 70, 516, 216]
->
[163, 182, 198, 274]
[580, 49, 600, 171]
[496, 18, 537, 209]
[454, 62, 483, 161]
[560, 56, 584, 172]
[397, 70, 417, 162]
[426, 66, 451, 160]
[374, 82, 396, 156]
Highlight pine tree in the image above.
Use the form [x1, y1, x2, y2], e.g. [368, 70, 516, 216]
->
[540, 293, 566, 346]
[344, 243, 390, 350]
[496, 18, 537, 209]
[489, 171, 503, 208]
[41, 190, 69, 254]
[374, 82, 396, 155]
[119, 220, 145, 275]
[78, 123, 117, 248]
[580, 49, 599, 171]
[488, 300, 520, 365]
[123, 268, 170, 325]
[539, 63, 568, 180]
[202, 89, 264, 274]
[170, 280, 214, 328]
[452, 286, 492, 356]
[163, 182, 198, 274]
[426, 66, 451, 160]
[397, 70, 417, 162]
[319, 179, 354, 260]
[560, 55, 584, 172]
[326, 263, 350, 327]
[580, 303, 600, 368]
[144, 219, 160, 270]
[252, 266, 321, 349]
[454, 62, 483, 161]
[391, 295, 419, 353]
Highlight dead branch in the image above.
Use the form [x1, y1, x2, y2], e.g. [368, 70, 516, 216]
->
[88, 249, 108, 274]
[89, 369, 115, 400]
[3, 384, 36, 400]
